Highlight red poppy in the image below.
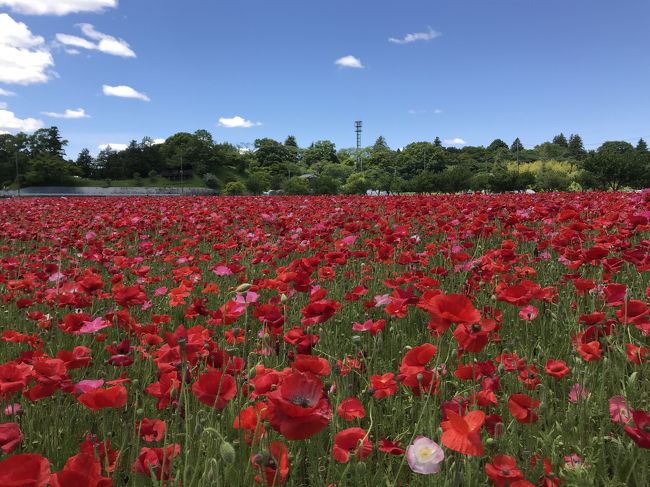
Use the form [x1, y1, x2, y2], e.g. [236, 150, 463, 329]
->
[234, 402, 268, 445]
[352, 319, 385, 336]
[544, 359, 570, 379]
[78, 385, 127, 411]
[191, 369, 237, 409]
[453, 319, 496, 353]
[300, 300, 341, 326]
[332, 428, 373, 463]
[623, 409, 650, 448]
[625, 343, 648, 364]
[137, 418, 166, 442]
[132, 444, 180, 481]
[112, 284, 147, 308]
[337, 397, 366, 421]
[485, 454, 524, 486]
[517, 365, 541, 390]
[0, 422, 22, 454]
[0, 453, 50, 487]
[440, 409, 485, 456]
[252, 441, 290, 486]
[378, 438, 405, 455]
[50, 453, 112, 487]
[266, 370, 332, 440]
[79, 435, 119, 473]
[577, 340, 601, 361]
[291, 355, 331, 376]
[508, 394, 540, 423]
[419, 293, 481, 335]
[369, 373, 398, 398]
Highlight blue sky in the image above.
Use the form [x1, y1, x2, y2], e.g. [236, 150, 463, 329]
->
[1, 0, 649, 158]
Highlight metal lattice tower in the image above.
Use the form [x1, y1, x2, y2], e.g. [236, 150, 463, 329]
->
[355, 121, 363, 171]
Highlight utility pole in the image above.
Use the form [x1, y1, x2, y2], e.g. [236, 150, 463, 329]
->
[180, 153, 184, 196]
[516, 140, 520, 172]
[355, 121, 363, 172]
[15, 147, 20, 197]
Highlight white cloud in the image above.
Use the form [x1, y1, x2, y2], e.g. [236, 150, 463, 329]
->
[0, 14, 54, 85]
[56, 24, 135, 58]
[218, 116, 261, 128]
[98, 143, 127, 151]
[42, 107, 89, 119]
[55, 33, 95, 50]
[0, 0, 117, 16]
[0, 102, 6, 109]
[102, 84, 150, 101]
[65, 48, 80, 55]
[152, 138, 165, 145]
[389, 27, 441, 45]
[0, 109, 43, 132]
[434, 109, 443, 114]
[0, 88, 16, 96]
[334, 55, 364, 69]
[444, 138, 466, 145]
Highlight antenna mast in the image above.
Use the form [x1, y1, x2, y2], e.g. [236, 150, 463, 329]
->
[355, 121, 363, 171]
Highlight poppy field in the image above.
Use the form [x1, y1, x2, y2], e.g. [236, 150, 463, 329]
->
[0, 193, 649, 486]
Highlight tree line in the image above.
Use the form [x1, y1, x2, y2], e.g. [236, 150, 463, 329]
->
[1, 128, 649, 194]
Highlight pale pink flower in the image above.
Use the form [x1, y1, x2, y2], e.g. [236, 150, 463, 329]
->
[406, 436, 444, 475]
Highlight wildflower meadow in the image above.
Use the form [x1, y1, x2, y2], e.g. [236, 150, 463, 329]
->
[0, 193, 648, 486]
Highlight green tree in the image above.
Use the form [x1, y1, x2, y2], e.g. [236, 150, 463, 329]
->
[24, 155, 80, 185]
[372, 136, 390, 152]
[29, 127, 68, 158]
[510, 138, 524, 152]
[637, 138, 648, 153]
[282, 176, 311, 195]
[552, 133, 569, 147]
[302, 140, 338, 166]
[535, 168, 571, 192]
[582, 141, 641, 190]
[310, 175, 339, 195]
[568, 134, 586, 160]
[399, 142, 446, 177]
[433, 137, 442, 147]
[246, 170, 272, 194]
[203, 173, 222, 190]
[222, 181, 247, 195]
[487, 139, 509, 152]
[75, 148, 93, 177]
[342, 172, 370, 194]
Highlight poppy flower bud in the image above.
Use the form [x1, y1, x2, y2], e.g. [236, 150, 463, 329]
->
[280, 293, 288, 304]
[352, 335, 361, 345]
[136, 408, 144, 416]
[355, 462, 367, 474]
[206, 458, 219, 483]
[220, 441, 236, 464]
[416, 373, 424, 383]
[236, 283, 252, 293]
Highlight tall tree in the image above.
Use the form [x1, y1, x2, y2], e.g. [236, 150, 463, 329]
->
[568, 134, 586, 160]
[372, 136, 390, 153]
[510, 138, 524, 152]
[552, 133, 569, 147]
[637, 138, 648, 153]
[29, 127, 68, 158]
[487, 139, 509, 152]
[75, 148, 94, 177]
[433, 137, 442, 147]
[302, 140, 338, 166]
[582, 141, 641, 190]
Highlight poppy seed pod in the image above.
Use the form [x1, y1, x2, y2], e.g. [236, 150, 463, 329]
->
[235, 283, 252, 293]
[220, 441, 236, 464]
